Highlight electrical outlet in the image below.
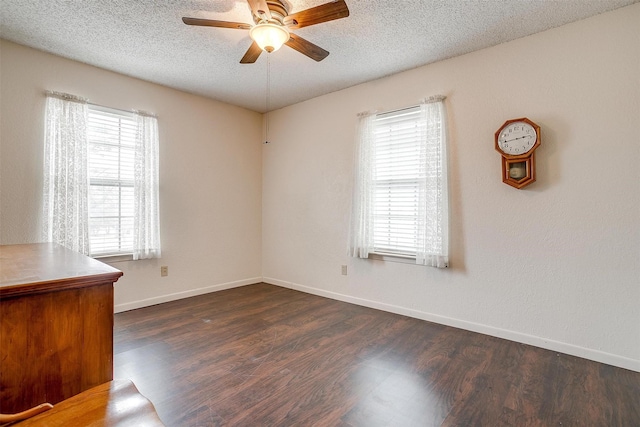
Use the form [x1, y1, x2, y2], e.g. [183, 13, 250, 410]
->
[341, 265, 347, 275]
[160, 266, 168, 277]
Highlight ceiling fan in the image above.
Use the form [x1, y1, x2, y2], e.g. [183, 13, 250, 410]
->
[182, 0, 349, 64]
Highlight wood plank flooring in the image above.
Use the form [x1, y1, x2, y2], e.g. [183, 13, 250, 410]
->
[114, 283, 640, 426]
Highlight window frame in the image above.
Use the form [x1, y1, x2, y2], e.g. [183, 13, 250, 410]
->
[370, 105, 425, 259]
[87, 105, 137, 259]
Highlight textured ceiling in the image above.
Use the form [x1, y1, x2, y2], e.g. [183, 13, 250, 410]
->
[1, 0, 637, 112]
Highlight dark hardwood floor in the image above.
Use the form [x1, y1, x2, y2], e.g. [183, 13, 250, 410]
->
[114, 283, 640, 426]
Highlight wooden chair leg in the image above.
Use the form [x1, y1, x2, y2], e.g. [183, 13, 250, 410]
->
[0, 403, 53, 424]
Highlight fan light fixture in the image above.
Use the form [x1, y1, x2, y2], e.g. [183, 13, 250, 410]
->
[250, 23, 290, 53]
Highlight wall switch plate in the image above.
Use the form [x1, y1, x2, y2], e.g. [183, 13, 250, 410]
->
[161, 266, 168, 277]
[341, 265, 347, 275]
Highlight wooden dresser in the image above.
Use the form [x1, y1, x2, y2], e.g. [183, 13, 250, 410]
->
[0, 243, 123, 414]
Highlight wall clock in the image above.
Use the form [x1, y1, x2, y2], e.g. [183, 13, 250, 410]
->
[495, 117, 541, 189]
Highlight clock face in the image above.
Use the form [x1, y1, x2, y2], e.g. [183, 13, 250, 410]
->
[497, 121, 537, 156]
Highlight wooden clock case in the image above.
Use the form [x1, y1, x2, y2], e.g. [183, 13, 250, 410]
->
[495, 117, 541, 189]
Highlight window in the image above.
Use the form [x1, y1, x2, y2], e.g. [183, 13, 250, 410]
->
[372, 106, 425, 256]
[43, 91, 161, 260]
[87, 106, 136, 257]
[349, 97, 449, 268]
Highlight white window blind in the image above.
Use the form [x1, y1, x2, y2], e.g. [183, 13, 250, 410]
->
[372, 106, 425, 256]
[87, 106, 136, 257]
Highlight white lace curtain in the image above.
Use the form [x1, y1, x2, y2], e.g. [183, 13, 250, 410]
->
[42, 92, 90, 254]
[348, 112, 375, 259]
[416, 99, 449, 268]
[133, 112, 161, 260]
[43, 92, 161, 259]
[348, 97, 449, 268]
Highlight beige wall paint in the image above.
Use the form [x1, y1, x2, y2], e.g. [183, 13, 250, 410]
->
[262, 4, 640, 370]
[1, 4, 638, 372]
[0, 40, 263, 310]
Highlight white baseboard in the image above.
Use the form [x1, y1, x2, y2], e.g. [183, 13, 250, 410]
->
[263, 277, 640, 373]
[114, 277, 262, 313]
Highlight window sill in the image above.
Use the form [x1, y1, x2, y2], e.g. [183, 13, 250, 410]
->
[92, 254, 134, 263]
[369, 252, 417, 265]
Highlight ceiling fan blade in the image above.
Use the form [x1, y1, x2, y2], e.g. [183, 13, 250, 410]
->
[247, 0, 272, 21]
[182, 17, 251, 30]
[240, 41, 263, 64]
[284, 0, 349, 29]
[285, 34, 329, 62]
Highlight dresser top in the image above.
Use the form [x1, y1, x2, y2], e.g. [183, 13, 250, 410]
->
[0, 243, 123, 297]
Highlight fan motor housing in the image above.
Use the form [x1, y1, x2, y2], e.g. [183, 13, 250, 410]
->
[253, 0, 289, 25]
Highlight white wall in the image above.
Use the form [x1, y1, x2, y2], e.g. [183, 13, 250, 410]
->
[262, 4, 640, 371]
[0, 40, 263, 311]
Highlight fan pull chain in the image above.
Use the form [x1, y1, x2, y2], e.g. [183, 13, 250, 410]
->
[265, 54, 271, 144]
